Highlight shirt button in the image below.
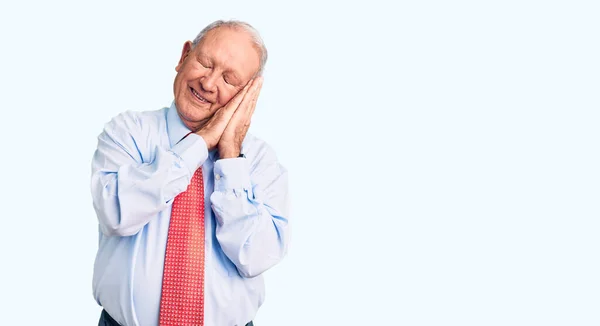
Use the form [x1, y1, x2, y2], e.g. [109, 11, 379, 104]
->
[215, 174, 221, 180]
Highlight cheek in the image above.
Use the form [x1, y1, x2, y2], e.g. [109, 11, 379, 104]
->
[218, 89, 237, 106]
[175, 71, 189, 90]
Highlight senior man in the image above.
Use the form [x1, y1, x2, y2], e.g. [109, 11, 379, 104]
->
[90, 20, 290, 326]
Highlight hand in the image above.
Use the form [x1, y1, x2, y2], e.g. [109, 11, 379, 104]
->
[195, 82, 252, 150]
[218, 77, 263, 159]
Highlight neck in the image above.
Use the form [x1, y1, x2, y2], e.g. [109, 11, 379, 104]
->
[178, 114, 210, 133]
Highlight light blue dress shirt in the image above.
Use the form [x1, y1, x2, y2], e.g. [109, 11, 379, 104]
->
[90, 102, 290, 326]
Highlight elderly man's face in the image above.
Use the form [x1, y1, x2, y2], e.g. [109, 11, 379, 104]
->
[173, 27, 261, 131]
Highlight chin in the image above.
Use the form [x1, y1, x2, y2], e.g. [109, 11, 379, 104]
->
[177, 104, 212, 129]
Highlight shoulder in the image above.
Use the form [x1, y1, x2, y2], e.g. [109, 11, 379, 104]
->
[99, 108, 168, 147]
[103, 107, 167, 134]
[94, 107, 168, 163]
[97, 108, 169, 159]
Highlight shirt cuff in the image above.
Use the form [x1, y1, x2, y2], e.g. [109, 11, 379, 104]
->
[213, 158, 252, 191]
[171, 133, 208, 175]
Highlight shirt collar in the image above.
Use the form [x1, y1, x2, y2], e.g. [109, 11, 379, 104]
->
[166, 101, 191, 148]
[166, 101, 219, 161]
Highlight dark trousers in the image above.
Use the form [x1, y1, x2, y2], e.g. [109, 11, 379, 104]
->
[99, 309, 254, 326]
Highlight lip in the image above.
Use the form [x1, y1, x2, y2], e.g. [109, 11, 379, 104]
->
[189, 87, 210, 104]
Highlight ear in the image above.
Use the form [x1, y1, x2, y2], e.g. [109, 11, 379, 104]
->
[175, 41, 194, 72]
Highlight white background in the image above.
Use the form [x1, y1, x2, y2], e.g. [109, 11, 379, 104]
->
[0, 0, 598, 325]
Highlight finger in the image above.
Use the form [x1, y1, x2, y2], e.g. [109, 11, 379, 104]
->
[227, 78, 258, 122]
[238, 77, 262, 114]
[248, 78, 263, 117]
[241, 78, 262, 123]
[222, 77, 262, 132]
[249, 76, 262, 97]
[214, 83, 251, 124]
[229, 82, 252, 110]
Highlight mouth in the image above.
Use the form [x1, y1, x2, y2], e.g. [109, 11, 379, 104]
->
[189, 87, 210, 104]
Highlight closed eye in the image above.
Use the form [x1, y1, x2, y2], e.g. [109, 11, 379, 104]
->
[224, 74, 240, 86]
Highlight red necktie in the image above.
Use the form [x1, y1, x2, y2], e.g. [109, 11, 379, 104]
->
[159, 168, 205, 325]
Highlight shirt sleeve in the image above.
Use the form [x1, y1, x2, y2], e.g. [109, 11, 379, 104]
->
[90, 112, 208, 236]
[210, 143, 290, 278]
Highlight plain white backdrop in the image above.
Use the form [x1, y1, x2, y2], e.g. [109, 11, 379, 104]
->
[0, 0, 598, 325]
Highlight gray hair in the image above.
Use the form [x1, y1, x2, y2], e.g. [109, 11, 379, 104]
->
[191, 20, 268, 76]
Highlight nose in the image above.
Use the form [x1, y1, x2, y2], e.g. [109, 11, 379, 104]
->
[199, 71, 218, 93]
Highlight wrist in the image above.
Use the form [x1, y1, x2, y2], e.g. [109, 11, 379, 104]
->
[219, 149, 240, 159]
[196, 132, 216, 150]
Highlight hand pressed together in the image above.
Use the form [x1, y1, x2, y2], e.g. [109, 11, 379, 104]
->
[195, 77, 263, 158]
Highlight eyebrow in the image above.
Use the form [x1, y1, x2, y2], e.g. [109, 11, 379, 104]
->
[195, 52, 212, 65]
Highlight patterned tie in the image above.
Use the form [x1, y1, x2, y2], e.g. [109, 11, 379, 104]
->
[159, 168, 205, 325]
